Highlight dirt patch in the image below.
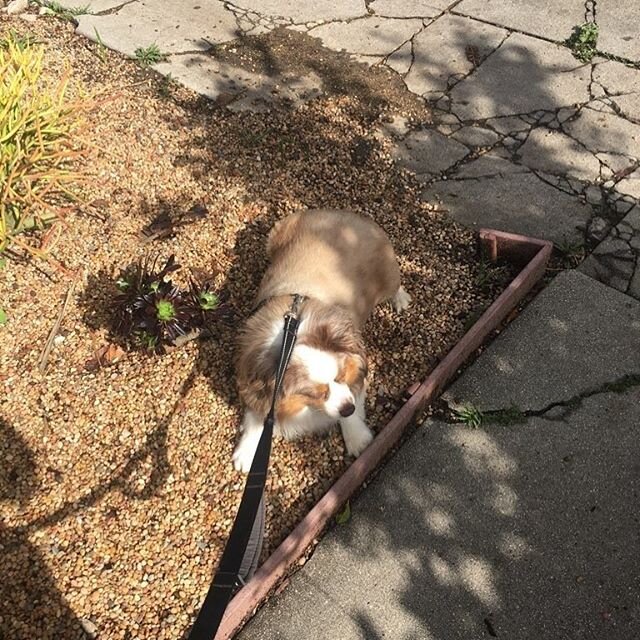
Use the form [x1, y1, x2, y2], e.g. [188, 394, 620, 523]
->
[211, 26, 430, 120]
[1, 16, 505, 640]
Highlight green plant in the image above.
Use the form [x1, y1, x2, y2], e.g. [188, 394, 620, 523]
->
[0, 307, 6, 327]
[0, 34, 89, 256]
[114, 255, 192, 350]
[555, 237, 586, 268]
[113, 255, 230, 352]
[134, 43, 167, 67]
[0, 30, 39, 51]
[37, 0, 93, 21]
[450, 402, 483, 428]
[566, 23, 599, 62]
[93, 28, 108, 62]
[158, 72, 176, 98]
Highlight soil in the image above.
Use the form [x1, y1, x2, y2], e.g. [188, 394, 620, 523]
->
[0, 15, 508, 640]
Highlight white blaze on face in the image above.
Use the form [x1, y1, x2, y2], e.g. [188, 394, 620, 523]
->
[295, 345, 354, 419]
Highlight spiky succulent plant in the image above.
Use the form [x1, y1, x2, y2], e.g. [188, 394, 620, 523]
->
[112, 255, 230, 352]
[188, 278, 233, 328]
[114, 255, 194, 351]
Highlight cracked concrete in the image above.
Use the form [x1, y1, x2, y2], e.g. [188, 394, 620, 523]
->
[580, 205, 640, 299]
[309, 16, 424, 59]
[423, 160, 593, 244]
[593, 64, 640, 123]
[391, 128, 469, 179]
[446, 269, 640, 411]
[450, 34, 592, 120]
[75, 0, 239, 56]
[403, 14, 508, 96]
[452, 0, 587, 43]
[518, 127, 601, 182]
[59, 0, 131, 12]
[368, 0, 443, 19]
[153, 53, 323, 110]
[224, 0, 366, 25]
[564, 108, 640, 160]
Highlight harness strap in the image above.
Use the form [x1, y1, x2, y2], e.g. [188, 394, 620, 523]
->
[188, 294, 304, 640]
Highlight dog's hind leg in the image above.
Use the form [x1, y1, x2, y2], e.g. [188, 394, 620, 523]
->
[392, 285, 411, 313]
[233, 410, 264, 473]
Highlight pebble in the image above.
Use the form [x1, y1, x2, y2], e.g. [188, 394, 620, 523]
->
[586, 217, 609, 243]
[6, 0, 29, 15]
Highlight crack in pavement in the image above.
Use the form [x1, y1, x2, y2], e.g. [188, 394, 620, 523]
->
[450, 372, 640, 427]
[94, 0, 138, 16]
[381, 21, 432, 78]
[449, 10, 561, 46]
[427, 29, 513, 99]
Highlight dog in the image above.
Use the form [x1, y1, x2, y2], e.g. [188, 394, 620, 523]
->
[233, 208, 411, 472]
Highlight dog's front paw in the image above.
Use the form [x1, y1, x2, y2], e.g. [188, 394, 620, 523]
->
[342, 421, 374, 457]
[233, 436, 258, 473]
[392, 286, 411, 313]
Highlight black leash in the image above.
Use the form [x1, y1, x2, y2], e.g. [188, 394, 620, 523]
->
[188, 295, 305, 640]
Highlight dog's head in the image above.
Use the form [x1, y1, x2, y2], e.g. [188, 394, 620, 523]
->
[237, 305, 367, 423]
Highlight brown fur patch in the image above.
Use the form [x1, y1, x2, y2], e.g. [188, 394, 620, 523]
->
[337, 356, 361, 386]
[276, 395, 308, 422]
[236, 297, 369, 420]
[337, 354, 367, 394]
[276, 384, 328, 421]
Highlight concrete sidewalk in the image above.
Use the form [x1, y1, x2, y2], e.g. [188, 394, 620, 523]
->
[240, 270, 640, 639]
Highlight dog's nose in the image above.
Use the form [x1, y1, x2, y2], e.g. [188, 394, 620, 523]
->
[339, 402, 355, 418]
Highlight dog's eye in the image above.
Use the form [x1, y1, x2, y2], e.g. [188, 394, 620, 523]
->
[300, 384, 329, 401]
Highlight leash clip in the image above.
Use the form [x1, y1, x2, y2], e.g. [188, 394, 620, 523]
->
[284, 293, 305, 321]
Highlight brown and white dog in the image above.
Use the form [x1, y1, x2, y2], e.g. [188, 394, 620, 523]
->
[233, 209, 410, 472]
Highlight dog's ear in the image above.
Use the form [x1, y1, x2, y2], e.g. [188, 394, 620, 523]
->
[242, 375, 275, 418]
[266, 212, 301, 259]
[237, 343, 276, 417]
[240, 360, 305, 418]
[337, 352, 368, 394]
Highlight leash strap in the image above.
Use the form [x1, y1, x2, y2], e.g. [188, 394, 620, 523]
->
[188, 295, 304, 640]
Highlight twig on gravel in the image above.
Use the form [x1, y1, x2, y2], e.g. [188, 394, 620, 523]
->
[38, 280, 76, 374]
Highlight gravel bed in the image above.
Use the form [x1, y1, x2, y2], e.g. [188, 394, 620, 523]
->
[0, 17, 507, 640]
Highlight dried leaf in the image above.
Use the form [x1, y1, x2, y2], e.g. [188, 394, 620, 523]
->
[85, 343, 126, 371]
[611, 165, 636, 181]
[336, 501, 351, 524]
[465, 45, 481, 68]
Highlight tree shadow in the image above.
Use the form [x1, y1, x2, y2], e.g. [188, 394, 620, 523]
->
[242, 399, 640, 638]
[0, 417, 86, 639]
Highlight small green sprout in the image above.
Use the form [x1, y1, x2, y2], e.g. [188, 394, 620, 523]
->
[198, 291, 219, 311]
[566, 23, 599, 62]
[134, 43, 167, 67]
[450, 402, 483, 428]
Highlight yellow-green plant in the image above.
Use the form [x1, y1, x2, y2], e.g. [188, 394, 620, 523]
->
[0, 33, 88, 256]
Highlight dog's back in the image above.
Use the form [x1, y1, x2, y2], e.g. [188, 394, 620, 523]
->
[256, 209, 401, 327]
